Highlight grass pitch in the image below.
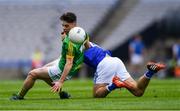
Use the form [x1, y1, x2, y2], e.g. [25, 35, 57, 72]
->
[0, 78, 180, 110]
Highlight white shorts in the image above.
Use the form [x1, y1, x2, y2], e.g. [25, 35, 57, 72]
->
[94, 57, 131, 84]
[131, 54, 143, 65]
[177, 59, 180, 66]
[47, 59, 71, 81]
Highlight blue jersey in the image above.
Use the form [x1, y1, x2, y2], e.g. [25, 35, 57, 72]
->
[84, 42, 112, 69]
[173, 44, 180, 59]
[130, 40, 144, 55]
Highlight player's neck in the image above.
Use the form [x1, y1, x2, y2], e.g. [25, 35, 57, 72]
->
[84, 41, 91, 50]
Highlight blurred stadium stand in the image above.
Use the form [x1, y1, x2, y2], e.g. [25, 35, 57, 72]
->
[101, 0, 180, 50]
[0, 0, 118, 79]
[1, 0, 180, 79]
[111, 0, 180, 60]
[88, 0, 180, 78]
[109, 0, 180, 78]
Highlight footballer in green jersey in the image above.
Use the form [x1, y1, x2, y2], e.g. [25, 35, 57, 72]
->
[59, 34, 84, 78]
[10, 12, 85, 100]
[51, 14, 89, 92]
[51, 32, 88, 92]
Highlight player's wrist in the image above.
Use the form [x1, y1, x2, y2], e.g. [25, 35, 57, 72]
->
[59, 79, 64, 83]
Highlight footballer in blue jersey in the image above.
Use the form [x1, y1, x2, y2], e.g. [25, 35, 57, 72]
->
[84, 42, 112, 69]
[173, 43, 180, 66]
[84, 41, 165, 98]
[129, 35, 145, 65]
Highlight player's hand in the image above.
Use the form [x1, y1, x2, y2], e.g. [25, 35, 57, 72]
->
[61, 32, 66, 41]
[51, 81, 63, 93]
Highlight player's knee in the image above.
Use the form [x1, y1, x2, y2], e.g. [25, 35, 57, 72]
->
[93, 93, 106, 98]
[93, 91, 107, 98]
[93, 91, 105, 98]
[134, 90, 144, 97]
[28, 69, 38, 80]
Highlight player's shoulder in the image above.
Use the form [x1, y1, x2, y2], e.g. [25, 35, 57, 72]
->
[90, 42, 101, 48]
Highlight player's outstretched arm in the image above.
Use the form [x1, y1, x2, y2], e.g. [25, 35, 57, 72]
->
[51, 57, 73, 93]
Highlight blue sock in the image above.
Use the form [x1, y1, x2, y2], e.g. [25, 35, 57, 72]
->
[144, 70, 155, 79]
[106, 83, 117, 92]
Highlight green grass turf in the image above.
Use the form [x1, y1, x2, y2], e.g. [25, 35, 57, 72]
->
[0, 78, 180, 110]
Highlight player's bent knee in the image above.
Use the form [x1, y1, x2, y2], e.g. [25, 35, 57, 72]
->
[28, 70, 38, 79]
[134, 90, 144, 97]
[93, 93, 106, 98]
[93, 91, 108, 98]
[93, 84, 109, 98]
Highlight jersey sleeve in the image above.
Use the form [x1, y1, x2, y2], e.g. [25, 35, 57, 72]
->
[66, 41, 74, 59]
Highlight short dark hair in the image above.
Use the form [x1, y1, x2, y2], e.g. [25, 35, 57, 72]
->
[60, 12, 77, 23]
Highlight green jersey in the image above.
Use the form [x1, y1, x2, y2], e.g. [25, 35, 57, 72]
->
[58, 35, 84, 77]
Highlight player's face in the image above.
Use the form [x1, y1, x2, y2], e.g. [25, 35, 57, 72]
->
[62, 21, 76, 34]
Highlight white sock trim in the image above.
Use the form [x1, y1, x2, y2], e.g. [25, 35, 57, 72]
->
[144, 74, 151, 79]
[106, 85, 111, 92]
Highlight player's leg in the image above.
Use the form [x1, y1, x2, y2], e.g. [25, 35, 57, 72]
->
[106, 57, 131, 93]
[14, 67, 52, 100]
[93, 79, 125, 98]
[10, 61, 61, 100]
[93, 57, 122, 98]
[113, 61, 166, 96]
[93, 84, 109, 98]
[113, 76, 148, 96]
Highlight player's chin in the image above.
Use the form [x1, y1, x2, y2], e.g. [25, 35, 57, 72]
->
[64, 30, 69, 34]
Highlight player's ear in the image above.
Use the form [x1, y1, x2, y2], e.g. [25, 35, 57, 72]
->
[73, 22, 76, 26]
